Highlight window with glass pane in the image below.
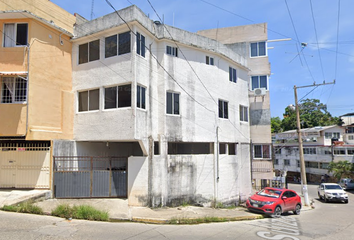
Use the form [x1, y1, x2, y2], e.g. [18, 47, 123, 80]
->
[104, 87, 117, 109]
[3, 23, 28, 47]
[79, 43, 89, 64]
[119, 31, 131, 55]
[229, 67, 237, 83]
[105, 35, 117, 58]
[136, 32, 145, 57]
[254, 145, 262, 158]
[166, 92, 179, 115]
[240, 105, 248, 122]
[250, 42, 266, 57]
[78, 89, 99, 112]
[118, 84, 131, 108]
[89, 40, 100, 62]
[251, 76, 267, 90]
[137, 85, 146, 109]
[218, 100, 228, 119]
[1, 77, 27, 103]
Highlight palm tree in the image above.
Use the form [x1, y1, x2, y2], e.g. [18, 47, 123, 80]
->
[328, 161, 353, 181]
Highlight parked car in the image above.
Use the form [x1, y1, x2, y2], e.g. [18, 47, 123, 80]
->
[339, 178, 354, 190]
[246, 187, 302, 218]
[317, 183, 349, 203]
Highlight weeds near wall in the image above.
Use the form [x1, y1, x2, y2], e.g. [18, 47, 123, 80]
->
[51, 204, 109, 221]
[1, 201, 43, 215]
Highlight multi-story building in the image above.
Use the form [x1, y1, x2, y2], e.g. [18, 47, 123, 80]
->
[273, 125, 354, 182]
[0, 0, 75, 189]
[52, 5, 261, 207]
[197, 24, 273, 190]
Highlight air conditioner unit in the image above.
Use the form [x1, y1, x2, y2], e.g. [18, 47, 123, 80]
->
[254, 88, 266, 96]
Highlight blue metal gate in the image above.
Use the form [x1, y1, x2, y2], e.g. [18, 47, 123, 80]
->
[53, 156, 127, 198]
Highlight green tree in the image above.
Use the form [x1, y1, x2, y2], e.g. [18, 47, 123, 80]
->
[271, 117, 282, 133]
[281, 99, 340, 131]
[327, 161, 353, 181]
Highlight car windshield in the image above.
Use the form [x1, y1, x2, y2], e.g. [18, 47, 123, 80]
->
[257, 189, 281, 198]
[325, 185, 342, 190]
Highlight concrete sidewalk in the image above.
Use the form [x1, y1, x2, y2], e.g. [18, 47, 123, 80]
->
[0, 189, 313, 224]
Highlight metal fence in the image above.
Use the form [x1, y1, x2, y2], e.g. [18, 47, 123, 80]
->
[53, 156, 127, 198]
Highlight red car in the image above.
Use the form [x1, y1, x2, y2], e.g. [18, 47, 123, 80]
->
[246, 187, 302, 217]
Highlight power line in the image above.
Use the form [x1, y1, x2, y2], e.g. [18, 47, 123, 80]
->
[309, 0, 326, 81]
[146, 0, 218, 106]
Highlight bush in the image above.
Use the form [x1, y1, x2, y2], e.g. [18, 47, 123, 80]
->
[52, 204, 109, 221]
[1, 201, 43, 215]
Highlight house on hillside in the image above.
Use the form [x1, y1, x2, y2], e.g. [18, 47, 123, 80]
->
[198, 24, 273, 190]
[52, 5, 261, 207]
[273, 125, 354, 183]
[0, 0, 75, 189]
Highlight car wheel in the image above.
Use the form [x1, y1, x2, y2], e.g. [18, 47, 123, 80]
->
[318, 192, 322, 200]
[272, 206, 282, 218]
[324, 195, 328, 203]
[293, 204, 301, 215]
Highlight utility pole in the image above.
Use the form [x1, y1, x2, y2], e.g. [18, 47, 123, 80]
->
[294, 81, 335, 206]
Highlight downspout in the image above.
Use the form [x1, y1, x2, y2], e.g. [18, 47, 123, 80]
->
[24, 44, 30, 137]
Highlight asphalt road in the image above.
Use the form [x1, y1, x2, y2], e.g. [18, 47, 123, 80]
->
[1, 183, 353, 240]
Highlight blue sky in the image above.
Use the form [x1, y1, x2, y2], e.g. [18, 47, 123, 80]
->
[52, 0, 354, 119]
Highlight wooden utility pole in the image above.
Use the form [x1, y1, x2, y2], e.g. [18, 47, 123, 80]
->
[294, 81, 335, 206]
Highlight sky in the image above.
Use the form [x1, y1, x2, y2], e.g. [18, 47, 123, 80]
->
[51, 0, 354, 119]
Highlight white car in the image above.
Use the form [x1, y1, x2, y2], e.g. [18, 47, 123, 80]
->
[318, 183, 349, 203]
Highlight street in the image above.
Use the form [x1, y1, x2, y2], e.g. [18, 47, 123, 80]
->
[0, 183, 353, 240]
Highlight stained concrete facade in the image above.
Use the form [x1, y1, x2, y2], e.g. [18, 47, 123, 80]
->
[70, 5, 253, 206]
[198, 24, 273, 189]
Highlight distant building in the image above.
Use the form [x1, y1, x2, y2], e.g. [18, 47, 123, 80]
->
[273, 125, 354, 183]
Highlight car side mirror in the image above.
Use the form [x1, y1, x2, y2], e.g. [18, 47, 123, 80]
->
[282, 196, 287, 200]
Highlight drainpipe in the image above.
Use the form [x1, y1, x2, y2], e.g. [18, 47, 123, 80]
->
[24, 44, 30, 138]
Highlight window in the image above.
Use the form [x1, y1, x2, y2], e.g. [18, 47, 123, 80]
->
[251, 76, 268, 90]
[78, 89, 99, 112]
[3, 23, 28, 47]
[79, 40, 100, 64]
[239, 105, 248, 122]
[218, 100, 228, 119]
[348, 135, 354, 140]
[154, 141, 160, 155]
[104, 84, 131, 109]
[228, 143, 237, 155]
[325, 132, 340, 139]
[206, 56, 214, 65]
[168, 142, 213, 155]
[166, 92, 179, 115]
[166, 46, 178, 57]
[347, 127, 354, 133]
[274, 147, 282, 155]
[334, 149, 345, 155]
[303, 147, 316, 154]
[297, 160, 300, 168]
[105, 31, 131, 58]
[284, 159, 290, 166]
[306, 162, 319, 168]
[136, 32, 145, 57]
[219, 143, 226, 154]
[348, 148, 354, 155]
[250, 41, 266, 57]
[137, 85, 146, 109]
[320, 162, 329, 169]
[274, 159, 279, 165]
[1, 77, 27, 103]
[229, 67, 237, 83]
[254, 145, 271, 158]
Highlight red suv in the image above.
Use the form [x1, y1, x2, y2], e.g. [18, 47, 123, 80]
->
[246, 187, 302, 217]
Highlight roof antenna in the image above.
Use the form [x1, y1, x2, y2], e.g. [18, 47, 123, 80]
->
[91, 0, 95, 20]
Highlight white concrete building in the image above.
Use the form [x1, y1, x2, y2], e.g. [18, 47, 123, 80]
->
[52, 5, 265, 207]
[273, 125, 354, 183]
[198, 24, 273, 190]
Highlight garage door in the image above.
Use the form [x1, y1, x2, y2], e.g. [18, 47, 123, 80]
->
[0, 141, 51, 189]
